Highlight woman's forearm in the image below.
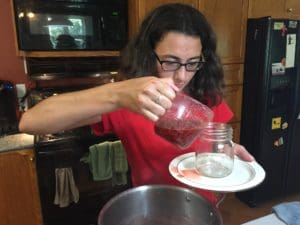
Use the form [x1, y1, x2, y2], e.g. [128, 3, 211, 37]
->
[18, 82, 120, 134]
[18, 76, 176, 135]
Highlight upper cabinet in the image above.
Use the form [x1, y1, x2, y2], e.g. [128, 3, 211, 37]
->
[128, 0, 198, 37]
[197, 0, 248, 144]
[199, 0, 248, 64]
[249, 0, 300, 19]
[128, 0, 248, 64]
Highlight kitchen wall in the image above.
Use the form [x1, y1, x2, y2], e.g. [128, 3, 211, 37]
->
[0, 1, 29, 86]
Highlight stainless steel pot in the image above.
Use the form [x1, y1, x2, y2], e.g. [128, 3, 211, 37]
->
[98, 185, 223, 225]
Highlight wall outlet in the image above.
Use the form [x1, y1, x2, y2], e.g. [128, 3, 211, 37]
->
[16, 83, 28, 111]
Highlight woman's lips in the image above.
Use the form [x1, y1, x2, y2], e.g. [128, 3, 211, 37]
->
[175, 83, 185, 90]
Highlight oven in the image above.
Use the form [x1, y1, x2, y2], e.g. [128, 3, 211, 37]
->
[30, 90, 131, 225]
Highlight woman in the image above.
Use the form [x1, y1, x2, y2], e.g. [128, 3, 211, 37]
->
[19, 3, 254, 203]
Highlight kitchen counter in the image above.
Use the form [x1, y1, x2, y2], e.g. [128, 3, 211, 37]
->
[242, 213, 284, 225]
[0, 133, 34, 152]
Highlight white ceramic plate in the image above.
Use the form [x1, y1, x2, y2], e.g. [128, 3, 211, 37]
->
[169, 152, 266, 192]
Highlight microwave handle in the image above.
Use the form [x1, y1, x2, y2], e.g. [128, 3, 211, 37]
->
[99, 16, 105, 41]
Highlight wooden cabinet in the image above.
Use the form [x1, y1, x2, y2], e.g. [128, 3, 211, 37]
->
[199, 0, 248, 143]
[199, 0, 248, 64]
[0, 149, 43, 225]
[129, 0, 248, 64]
[223, 64, 244, 122]
[223, 64, 244, 143]
[128, 0, 199, 37]
[230, 122, 241, 144]
[128, 0, 249, 66]
[249, 0, 300, 19]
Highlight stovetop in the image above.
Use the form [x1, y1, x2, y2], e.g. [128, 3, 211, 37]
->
[27, 87, 94, 146]
[29, 86, 118, 148]
[34, 127, 119, 154]
[34, 126, 98, 146]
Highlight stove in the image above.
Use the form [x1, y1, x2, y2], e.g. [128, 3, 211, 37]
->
[29, 88, 100, 146]
[29, 87, 131, 225]
[34, 126, 98, 146]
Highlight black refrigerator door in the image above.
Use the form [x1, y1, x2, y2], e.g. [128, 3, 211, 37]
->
[286, 112, 300, 194]
[236, 17, 299, 207]
[285, 41, 300, 194]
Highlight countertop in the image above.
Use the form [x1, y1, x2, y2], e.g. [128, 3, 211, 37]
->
[0, 133, 34, 153]
[242, 213, 284, 225]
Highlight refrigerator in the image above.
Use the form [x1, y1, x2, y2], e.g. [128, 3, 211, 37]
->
[236, 17, 300, 207]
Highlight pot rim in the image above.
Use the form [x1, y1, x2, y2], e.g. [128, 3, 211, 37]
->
[98, 184, 223, 225]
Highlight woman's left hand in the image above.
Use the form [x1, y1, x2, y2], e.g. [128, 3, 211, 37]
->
[233, 143, 255, 162]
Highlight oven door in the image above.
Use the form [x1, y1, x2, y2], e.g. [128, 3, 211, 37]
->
[35, 139, 130, 225]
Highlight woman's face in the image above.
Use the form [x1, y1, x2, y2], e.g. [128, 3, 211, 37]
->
[154, 32, 202, 91]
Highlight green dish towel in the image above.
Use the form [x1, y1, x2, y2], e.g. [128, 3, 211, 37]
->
[111, 141, 128, 185]
[86, 141, 113, 181]
[82, 140, 128, 184]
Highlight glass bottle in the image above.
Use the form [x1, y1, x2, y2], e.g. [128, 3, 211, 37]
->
[195, 122, 234, 178]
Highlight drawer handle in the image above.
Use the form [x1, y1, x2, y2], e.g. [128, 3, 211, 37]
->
[287, 8, 293, 13]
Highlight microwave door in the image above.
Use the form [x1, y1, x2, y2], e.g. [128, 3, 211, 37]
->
[13, 0, 127, 51]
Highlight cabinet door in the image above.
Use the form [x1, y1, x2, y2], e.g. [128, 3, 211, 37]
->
[225, 83, 242, 144]
[0, 150, 42, 225]
[199, 0, 248, 64]
[128, 0, 199, 36]
[223, 64, 243, 141]
[248, 0, 285, 18]
[224, 85, 243, 122]
[249, 0, 300, 19]
[230, 122, 241, 144]
[285, 0, 300, 18]
[223, 63, 244, 86]
[223, 64, 244, 123]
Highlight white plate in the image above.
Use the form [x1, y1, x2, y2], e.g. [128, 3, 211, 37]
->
[169, 152, 266, 192]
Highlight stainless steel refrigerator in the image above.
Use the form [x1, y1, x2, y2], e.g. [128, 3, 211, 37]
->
[236, 17, 300, 207]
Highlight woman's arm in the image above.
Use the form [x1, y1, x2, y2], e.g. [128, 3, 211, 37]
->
[19, 76, 177, 135]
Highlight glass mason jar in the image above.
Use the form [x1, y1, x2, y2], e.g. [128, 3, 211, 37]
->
[195, 122, 234, 178]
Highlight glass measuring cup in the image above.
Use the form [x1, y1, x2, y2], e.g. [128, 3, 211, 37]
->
[154, 92, 214, 149]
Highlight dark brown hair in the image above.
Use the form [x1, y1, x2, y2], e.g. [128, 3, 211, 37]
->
[119, 3, 224, 106]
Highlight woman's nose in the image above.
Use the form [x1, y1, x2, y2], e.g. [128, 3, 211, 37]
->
[174, 66, 188, 81]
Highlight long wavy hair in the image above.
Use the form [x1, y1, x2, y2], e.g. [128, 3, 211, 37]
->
[118, 3, 224, 106]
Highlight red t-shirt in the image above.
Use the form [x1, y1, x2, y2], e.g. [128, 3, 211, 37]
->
[91, 100, 233, 204]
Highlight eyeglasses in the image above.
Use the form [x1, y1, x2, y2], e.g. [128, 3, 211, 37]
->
[154, 52, 205, 72]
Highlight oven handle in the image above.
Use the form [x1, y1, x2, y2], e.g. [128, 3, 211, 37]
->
[37, 149, 74, 156]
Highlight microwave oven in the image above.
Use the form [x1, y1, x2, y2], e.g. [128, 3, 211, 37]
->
[12, 0, 128, 51]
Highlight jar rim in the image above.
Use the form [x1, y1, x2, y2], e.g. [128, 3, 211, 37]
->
[200, 122, 233, 141]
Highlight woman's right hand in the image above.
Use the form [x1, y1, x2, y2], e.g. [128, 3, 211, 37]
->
[115, 76, 178, 121]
